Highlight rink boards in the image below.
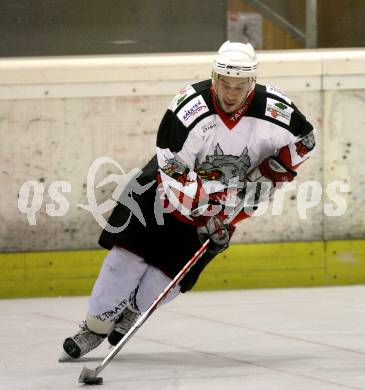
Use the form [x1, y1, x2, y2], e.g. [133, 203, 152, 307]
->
[1, 239, 365, 298]
[0, 49, 364, 299]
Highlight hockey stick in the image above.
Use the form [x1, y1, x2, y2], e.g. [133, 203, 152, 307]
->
[79, 201, 244, 385]
[78, 238, 210, 384]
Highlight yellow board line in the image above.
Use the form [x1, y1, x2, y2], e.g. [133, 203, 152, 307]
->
[1, 240, 365, 298]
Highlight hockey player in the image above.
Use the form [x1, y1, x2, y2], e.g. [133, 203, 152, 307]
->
[60, 41, 315, 360]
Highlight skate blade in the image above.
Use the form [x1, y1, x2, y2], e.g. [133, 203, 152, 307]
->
[58, 351, 74, 362]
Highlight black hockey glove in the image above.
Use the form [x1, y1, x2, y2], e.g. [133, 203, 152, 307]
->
[197, 214, 235, 254]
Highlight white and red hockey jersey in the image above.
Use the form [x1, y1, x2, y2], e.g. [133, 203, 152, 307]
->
[156, 79, 315, 224]
[99, 79, 315, 289]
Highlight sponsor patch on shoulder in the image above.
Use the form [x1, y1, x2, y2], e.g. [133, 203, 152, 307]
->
[169, 85, 196, 112]
[265, 97, 294, 126]
[266, 85, 291, 104]
[177, 95, 209, 127]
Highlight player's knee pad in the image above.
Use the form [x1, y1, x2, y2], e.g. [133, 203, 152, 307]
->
[135, 265, 180, 312]
[86, 314, 114, 335]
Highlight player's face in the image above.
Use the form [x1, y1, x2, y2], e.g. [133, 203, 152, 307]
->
[215, 75, 252, 114]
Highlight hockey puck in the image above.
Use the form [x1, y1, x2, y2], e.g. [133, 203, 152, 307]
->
[83, 377, 103, 385]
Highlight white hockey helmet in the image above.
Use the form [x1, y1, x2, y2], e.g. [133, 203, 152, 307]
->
[212, 41, 258, 78]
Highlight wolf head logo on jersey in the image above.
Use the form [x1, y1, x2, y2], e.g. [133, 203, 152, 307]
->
[195, 143, 251, 185]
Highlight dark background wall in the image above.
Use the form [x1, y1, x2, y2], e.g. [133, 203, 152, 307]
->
[0, 0, 227, 57]
[317, 0, 365, 48]
[0, 0, 363, 57]
[256, 0, 365, 48]
[229, 0, 365, 49]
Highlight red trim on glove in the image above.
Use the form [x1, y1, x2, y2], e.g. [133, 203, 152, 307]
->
[277, 142, 309, 171]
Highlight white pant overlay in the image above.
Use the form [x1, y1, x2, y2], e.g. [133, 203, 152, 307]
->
[88, 246, 180, 322]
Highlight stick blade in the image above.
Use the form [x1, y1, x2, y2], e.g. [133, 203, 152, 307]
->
[78, 366, 102, 384]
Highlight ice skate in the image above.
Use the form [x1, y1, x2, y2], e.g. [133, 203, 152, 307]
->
[59, 321, 107, 361]
[108, 305, 141, 346]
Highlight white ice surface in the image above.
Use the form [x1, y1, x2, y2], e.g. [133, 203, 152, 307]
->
[1, 286, 365, 390]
